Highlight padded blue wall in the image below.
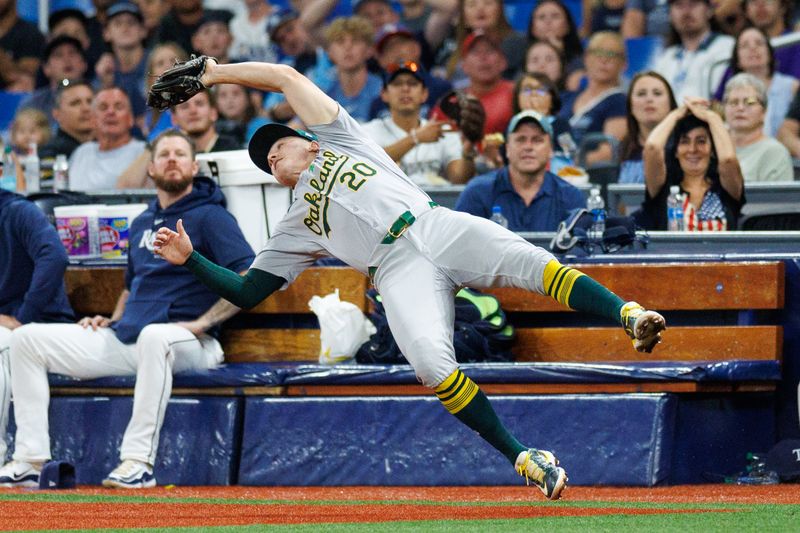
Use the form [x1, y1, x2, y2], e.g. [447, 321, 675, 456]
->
[668, 394, 776, 483]
[5, 396, 242, 486]
[239, 394, 676, 486]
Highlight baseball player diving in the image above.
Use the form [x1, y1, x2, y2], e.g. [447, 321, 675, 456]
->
[150, 56, 667, 500]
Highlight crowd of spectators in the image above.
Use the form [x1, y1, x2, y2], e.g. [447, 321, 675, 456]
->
[0, 0, 799, 232]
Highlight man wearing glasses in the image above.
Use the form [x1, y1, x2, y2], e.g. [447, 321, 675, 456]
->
[362, 61, 476, 185]
[723, 73, 793, 182]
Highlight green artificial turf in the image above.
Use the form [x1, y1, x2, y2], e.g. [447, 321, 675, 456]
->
[4, 491, 797, 533]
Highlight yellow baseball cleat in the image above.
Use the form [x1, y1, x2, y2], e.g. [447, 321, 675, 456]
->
[515, 449, 568, 500]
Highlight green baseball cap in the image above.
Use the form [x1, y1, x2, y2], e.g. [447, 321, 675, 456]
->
[506, 110, 553, 139]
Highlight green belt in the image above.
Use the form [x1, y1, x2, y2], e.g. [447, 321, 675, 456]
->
[380, 202, 438, 245]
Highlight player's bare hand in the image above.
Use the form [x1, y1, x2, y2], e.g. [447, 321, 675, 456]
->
[414, 121, 446, 144]
[153, 218, 194, 265]
[174, 318, 208, 335]
[199, 57, 218, 88]
[684, 97, 714, 121]
[79, 315, 111, 330]
[0, 314, 21, 330]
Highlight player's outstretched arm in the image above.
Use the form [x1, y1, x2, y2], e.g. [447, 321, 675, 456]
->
[201, 60, 338, 128]
[154, 220, 285, 309]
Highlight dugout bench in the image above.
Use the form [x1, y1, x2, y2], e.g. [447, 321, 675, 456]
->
[4, 261, 786, 487]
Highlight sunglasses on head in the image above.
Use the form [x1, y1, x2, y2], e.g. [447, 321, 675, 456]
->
[386, 61, 420, 74]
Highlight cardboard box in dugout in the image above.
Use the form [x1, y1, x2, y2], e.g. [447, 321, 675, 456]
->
[196, 150, 291, 251]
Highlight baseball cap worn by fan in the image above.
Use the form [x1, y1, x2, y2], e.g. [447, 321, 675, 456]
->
[462, 30, 502, 55]
[383, 61, 426, 86]
[48, 8, 88, 30]
[43, 35, 86, 63]
[374, 23, 415, 54]
[248, 124, 318, 174]
[195, 9, 233, 30]
[267, 9, 299, 40]
[106, 2, 144, 23]
[506, 110, 553, 139]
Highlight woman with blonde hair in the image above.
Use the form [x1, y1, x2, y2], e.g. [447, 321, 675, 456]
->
[557, 31, 627, 164]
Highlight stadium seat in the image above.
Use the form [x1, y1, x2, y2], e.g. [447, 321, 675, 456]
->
[624, 36, 662, 80]
[504, 0, 583, 34]
[504, 1, 535, 34]
[576, 132, 620, 167]
[738, 203, 800, 230]
[586, 162, 620, 204]
[17, 0, 95, 24]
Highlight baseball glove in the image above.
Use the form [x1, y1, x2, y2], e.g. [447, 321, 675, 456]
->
[147, 55, 214, 110]
[437, 91, 486, 144]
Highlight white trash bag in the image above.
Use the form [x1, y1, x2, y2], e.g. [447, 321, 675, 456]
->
[308, 289, 376, 365]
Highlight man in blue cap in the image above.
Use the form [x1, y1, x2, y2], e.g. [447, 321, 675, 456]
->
[455, 110, 586, 231]
[95, 2, 149, 119]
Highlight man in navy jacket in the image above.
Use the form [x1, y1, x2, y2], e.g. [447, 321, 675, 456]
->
[0, 130, 255, 489]
[0, 189, 74, 466]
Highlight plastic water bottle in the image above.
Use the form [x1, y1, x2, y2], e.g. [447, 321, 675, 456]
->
[23, 142, 40, 194]
[736, 452, 779, 485]
[0, 146, 14, 192]
[587, 187, 606, 240]
[53, 154, 69, 191]
[557, 132, 578, 164]
[490, 205, 509, 228]
[667, 185, 684, 231]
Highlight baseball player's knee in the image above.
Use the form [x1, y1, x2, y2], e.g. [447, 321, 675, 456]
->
[136, 324, 193, 363]
[405, 337, 457, 388]
[136, 324, 174, 356]
[9, 324, 48, 364]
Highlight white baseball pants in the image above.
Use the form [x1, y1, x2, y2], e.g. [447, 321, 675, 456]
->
[9, 323, 223, 466]
[0, 325, 10, 461]
[373, 208, 555, 388]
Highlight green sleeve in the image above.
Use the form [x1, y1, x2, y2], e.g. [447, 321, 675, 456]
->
[184, 250, 286, 309]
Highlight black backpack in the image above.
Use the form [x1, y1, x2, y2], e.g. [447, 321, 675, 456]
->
[355, 288, 515, 364]
[550, 208, 649, 255]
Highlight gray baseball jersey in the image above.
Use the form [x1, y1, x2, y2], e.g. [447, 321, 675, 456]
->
[251, 106, 437, 283]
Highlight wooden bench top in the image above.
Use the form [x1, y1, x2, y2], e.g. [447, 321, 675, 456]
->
[65, 261, 785, 368]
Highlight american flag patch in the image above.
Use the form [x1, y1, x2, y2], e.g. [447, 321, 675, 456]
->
[683, 191, 727, 231]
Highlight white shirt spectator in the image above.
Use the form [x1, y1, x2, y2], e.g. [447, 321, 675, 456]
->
[361, 117, 463, 186]
[735, 137, 794, 182]
[654, 32, 733, 101]
[228, 10, 277, 63]
[69, 139, 147, 190]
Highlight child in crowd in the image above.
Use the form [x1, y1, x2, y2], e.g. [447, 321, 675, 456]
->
[10, 109, 51, 155]
[525, 40, 566, 90]
[214, 83, 270, 147]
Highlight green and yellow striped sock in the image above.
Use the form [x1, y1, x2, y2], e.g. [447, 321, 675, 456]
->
[543, 259, 625, 323]
[435, 369, 525, 464]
